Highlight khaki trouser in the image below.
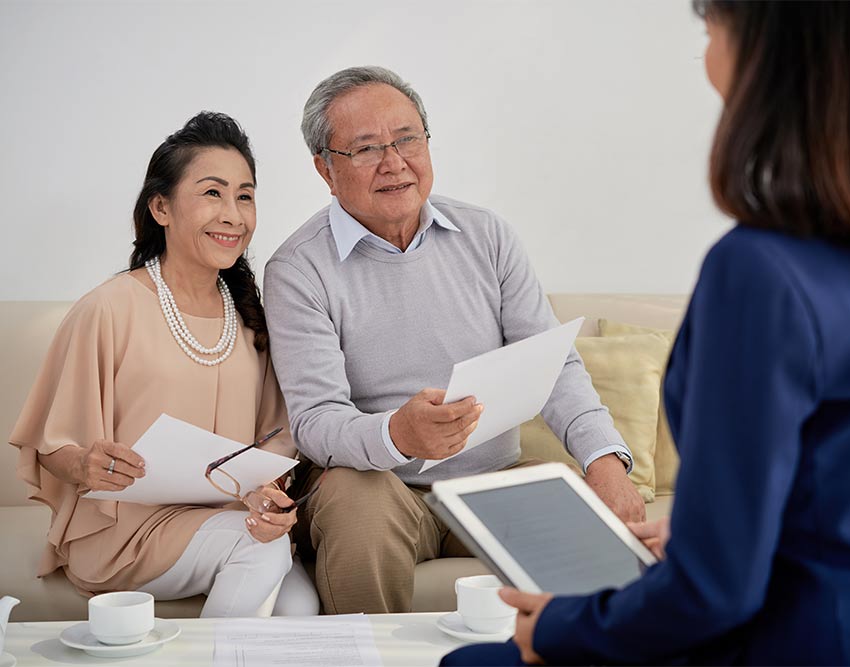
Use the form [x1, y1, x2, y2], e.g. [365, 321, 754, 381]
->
[289, 458, 548, 614]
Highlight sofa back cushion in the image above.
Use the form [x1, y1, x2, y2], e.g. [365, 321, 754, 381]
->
[2, 295, 687, 508]
[598, 319, 680, 495]
[519, 294, 687, 500]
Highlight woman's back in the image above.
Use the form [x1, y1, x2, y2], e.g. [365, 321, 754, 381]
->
[664, 225, 850, 664]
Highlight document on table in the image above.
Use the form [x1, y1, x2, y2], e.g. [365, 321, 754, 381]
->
[420, 318, 584, 473]
[87, 414, 297, 505]
[214, 615, 383, 667]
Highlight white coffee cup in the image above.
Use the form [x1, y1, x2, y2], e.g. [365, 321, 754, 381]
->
[88, 591, 155, 645]
[455, 574, 516, 634]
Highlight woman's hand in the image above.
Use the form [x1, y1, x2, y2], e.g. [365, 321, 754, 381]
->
[244, 485, 297, 543]
[77, 440, 146, 491]
[499, 587, 554, 665]
[627, 517, 671, 560]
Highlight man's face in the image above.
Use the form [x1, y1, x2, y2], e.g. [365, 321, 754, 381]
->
[314, 83, 434, 235]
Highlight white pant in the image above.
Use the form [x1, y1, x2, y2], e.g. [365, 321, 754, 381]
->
[139, 511, 319, 617]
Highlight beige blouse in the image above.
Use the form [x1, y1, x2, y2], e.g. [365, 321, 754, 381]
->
[9, 273, 293, 595]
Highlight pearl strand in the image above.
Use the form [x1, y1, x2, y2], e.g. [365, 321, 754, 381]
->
[145, 257, 238, 367]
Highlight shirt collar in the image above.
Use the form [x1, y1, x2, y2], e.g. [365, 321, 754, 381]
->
[329, 197, 460, 261]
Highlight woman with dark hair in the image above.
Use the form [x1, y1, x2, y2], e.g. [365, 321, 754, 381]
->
[9, 112, 319, 617]
[442, 1, 850, 664]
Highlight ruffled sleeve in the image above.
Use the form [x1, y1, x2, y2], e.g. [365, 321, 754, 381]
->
[9, 290, 119, 571]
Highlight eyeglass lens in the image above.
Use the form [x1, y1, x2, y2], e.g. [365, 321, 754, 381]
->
[351, 134, 428, 167]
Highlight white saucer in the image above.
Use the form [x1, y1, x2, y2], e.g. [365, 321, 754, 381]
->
[436, 612, 514, 643]
[0, 651, 16, 667]
[59, 618, 180, 658]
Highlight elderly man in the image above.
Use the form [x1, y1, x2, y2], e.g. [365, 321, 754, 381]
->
[264, 66, 645, 614]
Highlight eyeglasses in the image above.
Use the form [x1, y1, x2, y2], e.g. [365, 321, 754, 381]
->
[205, 428, 332, 514]
[322, 130, 431, 168]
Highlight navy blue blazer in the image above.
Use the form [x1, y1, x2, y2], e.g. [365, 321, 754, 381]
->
[443, 226, 850, 665]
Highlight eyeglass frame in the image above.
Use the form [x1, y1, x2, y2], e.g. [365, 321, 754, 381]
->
[205, 427, 332, 513]
[320, 129, 431, 166]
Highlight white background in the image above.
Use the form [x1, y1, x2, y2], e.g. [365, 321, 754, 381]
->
[1, 0, 730, 301]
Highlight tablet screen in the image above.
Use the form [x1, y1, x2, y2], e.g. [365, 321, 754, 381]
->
[458, 478, 644, 595]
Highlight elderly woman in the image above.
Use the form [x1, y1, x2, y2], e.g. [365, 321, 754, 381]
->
[10, 112, 318, 617]
[442, 1, 850, 664]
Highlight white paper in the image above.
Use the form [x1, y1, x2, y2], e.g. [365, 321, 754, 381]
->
[420, 318, 584, 473]
[213, 615, 383, 667]
[87, 414, 297, 505]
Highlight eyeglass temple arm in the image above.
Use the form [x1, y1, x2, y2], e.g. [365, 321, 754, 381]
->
[205, 426, 285, 475]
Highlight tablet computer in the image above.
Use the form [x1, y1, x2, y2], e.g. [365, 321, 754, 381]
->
[426, 462, 657, 595]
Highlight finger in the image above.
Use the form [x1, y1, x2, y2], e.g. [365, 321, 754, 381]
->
[262, 487, 294, 508]
[627, 521, 657, 539]
[431, 398, 479, 424]
[259, 509, 298, 527]
[417, 388, 447, 405]
[104, 441, 146, 469]
[498, 587, 537, 612]
[448, 408, 483, 438]
[101, 471, 136, 487]
[110, 459, 145, 479]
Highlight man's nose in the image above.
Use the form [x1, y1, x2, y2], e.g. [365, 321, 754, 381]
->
[377, 143, 406, 172]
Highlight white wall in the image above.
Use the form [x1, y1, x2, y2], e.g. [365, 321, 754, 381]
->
[0, 0, 729, 301]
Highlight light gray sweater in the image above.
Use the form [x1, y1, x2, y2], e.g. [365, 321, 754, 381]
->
[264, 195, 628, 486]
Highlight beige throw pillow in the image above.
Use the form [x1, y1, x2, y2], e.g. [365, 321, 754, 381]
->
[573, 333, 671, 502]
[599, 319, 680, 496]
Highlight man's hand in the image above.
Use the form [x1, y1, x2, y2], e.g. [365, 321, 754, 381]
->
[584, 453, 645, 522]
[389, 389, 483, 459]
[627, 517, 670, 560]
[499, 587, 554, 665]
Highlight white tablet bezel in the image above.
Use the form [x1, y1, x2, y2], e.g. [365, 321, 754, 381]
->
[431, 462, 657, 593]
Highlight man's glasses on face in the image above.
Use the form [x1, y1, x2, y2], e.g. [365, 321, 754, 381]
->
[205, 428, 332, 514]
[321, 130, 431, 168]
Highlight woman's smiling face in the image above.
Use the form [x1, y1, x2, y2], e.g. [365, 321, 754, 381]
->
[149, 146, 256, 272]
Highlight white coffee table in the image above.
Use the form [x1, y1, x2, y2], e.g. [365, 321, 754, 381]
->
[3, 613, 469, 666]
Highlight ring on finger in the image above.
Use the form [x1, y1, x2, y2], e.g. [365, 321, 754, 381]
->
[107, 458, 116, 475]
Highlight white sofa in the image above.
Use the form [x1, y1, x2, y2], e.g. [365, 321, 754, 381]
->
[1, 294, 685, 621]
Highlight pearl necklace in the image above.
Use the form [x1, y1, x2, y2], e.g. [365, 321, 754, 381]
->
[145, 257, 238, 366]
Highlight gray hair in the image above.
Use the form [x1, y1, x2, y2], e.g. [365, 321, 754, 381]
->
[301, 66, 429, 157]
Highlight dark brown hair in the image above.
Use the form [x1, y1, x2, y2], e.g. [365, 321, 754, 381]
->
[130, 111, 269, 351]
[694, 1, 850, 242]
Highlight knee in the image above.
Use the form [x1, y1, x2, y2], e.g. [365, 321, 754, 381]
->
[242, 533, 293, 582]
[308, 469, 424, 557]
[273, 559, 320, 616]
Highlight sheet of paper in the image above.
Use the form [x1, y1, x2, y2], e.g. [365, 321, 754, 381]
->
[87, 413, 297, 505]
[213, 615, 383, 667]
[420, 318, 584, 473]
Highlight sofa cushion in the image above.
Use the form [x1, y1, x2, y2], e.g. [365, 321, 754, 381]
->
[519, 333, 670, 501]
[575, 334, 670, 502]
[599, 319, 680, 496]
[2, 504, 204, 622]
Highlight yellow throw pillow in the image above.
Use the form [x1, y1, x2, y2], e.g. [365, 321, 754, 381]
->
[599, 319, 680, 496]
[574, 333, 671, 502]
[520, 413, 582, 472]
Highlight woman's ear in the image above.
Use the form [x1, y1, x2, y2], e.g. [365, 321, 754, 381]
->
[148, 194, 169, 227]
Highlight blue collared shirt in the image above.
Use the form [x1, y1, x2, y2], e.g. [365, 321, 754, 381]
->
[328, 196, 460, 262]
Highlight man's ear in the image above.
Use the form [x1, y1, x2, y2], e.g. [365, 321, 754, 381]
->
[148, 194, 169, 227]
[313, 154, 337, 196]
